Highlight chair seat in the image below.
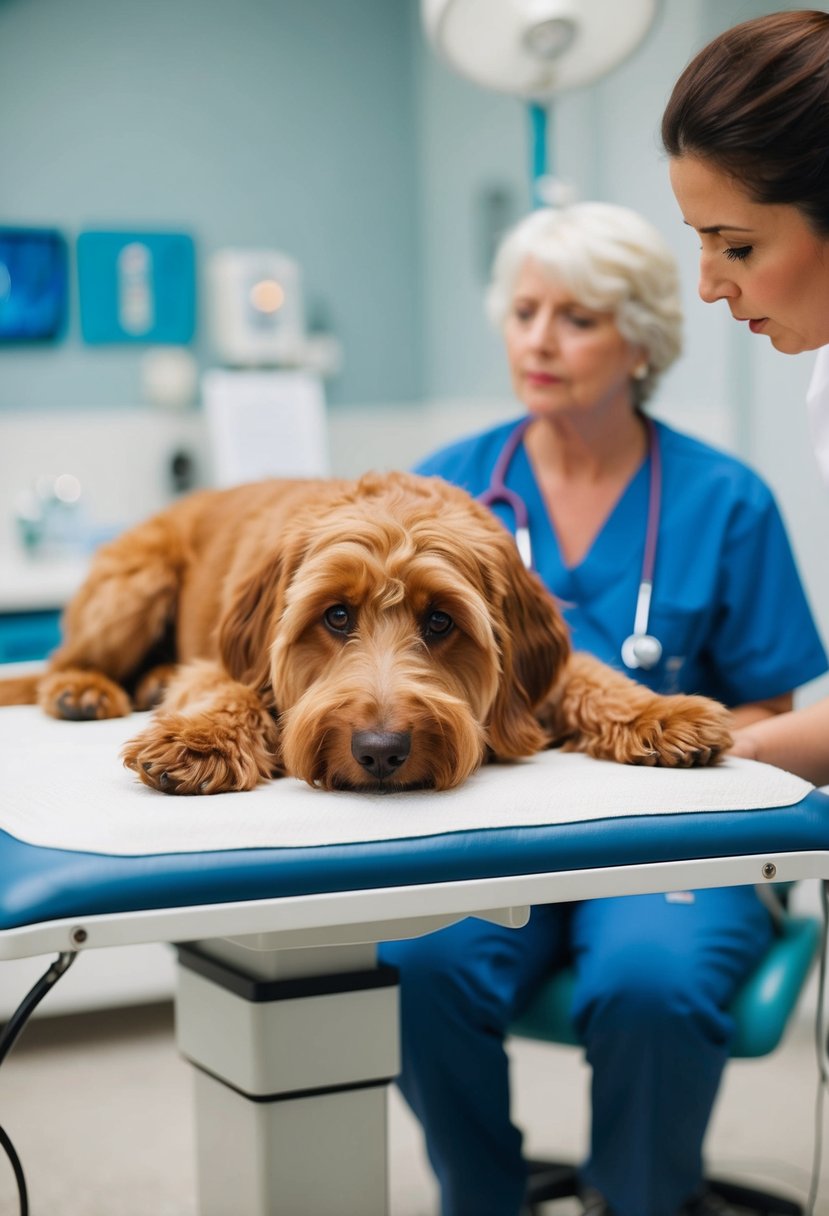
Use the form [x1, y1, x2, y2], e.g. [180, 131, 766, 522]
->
[510, 914, 821, 1058]
[514, 913, 820, 1215]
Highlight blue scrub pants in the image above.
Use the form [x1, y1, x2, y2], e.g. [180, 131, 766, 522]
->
[379, 887, 772, 1216]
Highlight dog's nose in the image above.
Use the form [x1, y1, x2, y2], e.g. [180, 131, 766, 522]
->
[351, 730, 411, 781]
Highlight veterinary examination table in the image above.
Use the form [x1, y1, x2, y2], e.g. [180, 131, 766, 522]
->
[1, 706, 828, 1216]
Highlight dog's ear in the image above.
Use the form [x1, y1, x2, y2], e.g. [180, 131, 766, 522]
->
[218, 550, 290, 697]
[486, 536, 571, 759]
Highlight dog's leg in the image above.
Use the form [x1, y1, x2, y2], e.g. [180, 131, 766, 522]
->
[539, 652, 732, 767]
[0, 674, 41, 706]
[132, 664, 179, 711]
[122, 660, 282, 794]
[37, 515, 185, 721]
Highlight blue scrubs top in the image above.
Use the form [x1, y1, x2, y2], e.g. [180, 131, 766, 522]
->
[416, 417, 828, 704]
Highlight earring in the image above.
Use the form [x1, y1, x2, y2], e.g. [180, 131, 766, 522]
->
[633, 363, 649, 381]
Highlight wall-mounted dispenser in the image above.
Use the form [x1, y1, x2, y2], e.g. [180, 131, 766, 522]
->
[206, 248, 341, 376]
[207, 249, 305, 368]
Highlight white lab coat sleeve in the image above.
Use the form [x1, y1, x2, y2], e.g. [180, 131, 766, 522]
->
[806, 344, 829, 486]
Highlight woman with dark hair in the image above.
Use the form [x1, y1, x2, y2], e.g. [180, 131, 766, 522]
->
[663, 8, 829, 783]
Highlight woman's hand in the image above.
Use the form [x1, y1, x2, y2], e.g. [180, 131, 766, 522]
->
[727, 727, 760, 762]
[726, 697, 829, 787]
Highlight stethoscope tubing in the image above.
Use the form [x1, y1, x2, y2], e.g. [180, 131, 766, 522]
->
[640, 415, 661, 590]
[477, 417, 534, 569]
[479, 415, 663, 669]
[478, 417, 533, 530]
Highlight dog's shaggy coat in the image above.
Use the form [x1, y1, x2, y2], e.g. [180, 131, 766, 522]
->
[0, 472, 731, 793]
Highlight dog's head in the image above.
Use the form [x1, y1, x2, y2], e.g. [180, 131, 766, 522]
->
[219, 471, 570, 791]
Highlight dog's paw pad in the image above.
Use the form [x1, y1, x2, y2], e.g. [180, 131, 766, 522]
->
[39, 670, 131, 721]
[57, 691, 99, 721]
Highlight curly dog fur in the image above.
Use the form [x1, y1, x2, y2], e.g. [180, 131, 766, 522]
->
[0, 472, 731, 793]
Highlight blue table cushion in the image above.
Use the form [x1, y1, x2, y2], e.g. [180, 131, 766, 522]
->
[2, 791, 829, 931]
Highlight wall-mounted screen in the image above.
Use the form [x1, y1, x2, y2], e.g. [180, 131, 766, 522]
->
[0, 228, 68, 342]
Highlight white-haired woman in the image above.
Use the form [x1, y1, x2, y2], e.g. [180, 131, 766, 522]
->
[379, 203, 826, 1216]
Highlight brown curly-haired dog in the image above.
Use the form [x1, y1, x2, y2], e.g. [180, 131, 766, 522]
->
[0, 472, 731, 793]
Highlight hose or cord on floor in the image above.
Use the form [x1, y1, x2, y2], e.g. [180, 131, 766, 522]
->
[805, 879, 829, 1216]
[0, 1125, 27, 1216]
[0, 951, 78, 1216]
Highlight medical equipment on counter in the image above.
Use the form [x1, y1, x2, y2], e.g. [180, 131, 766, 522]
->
[422, 0, 659, 207]
[479, 415, 663, 671]
[206, 248, 341, 375]
[140, 347, 199, 411]
[208, 248, 305, 368]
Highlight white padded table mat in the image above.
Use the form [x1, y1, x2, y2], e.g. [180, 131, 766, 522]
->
[0, 706, 812, 857]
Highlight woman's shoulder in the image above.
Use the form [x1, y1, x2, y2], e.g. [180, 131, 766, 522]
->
[655, 418, 775, 509]
[414, 416, 523, 486]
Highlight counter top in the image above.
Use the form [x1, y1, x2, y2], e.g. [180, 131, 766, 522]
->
[0, 555, 89, 613]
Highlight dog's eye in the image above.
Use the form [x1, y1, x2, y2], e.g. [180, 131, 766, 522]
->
[324, 604, 352, 634]
[423, 610, 453, 640]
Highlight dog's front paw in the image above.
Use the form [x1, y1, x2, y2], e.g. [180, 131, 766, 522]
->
[39, 669, 131, 721]
[123, 709, 279, 794]
[616, 695, 732, 768]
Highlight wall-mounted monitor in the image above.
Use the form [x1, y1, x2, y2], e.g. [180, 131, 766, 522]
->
[0, 228, 68, 343]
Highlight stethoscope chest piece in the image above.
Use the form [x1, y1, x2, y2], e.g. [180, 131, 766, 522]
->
[621, 631, 663, 671]
[620, 574, 662, 671]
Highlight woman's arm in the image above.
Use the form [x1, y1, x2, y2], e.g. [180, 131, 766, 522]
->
[730, 694, 829, 786]
[729, 692, 792, 729]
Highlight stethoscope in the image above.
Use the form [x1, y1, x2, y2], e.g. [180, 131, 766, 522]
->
[478, 416, 664, 671]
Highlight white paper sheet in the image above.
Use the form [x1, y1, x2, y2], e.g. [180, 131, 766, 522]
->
[202, 368, 329, 486]
[0, 707, 812, 857]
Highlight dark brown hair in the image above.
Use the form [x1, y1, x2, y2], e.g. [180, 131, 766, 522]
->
[662, 10, 829, 235]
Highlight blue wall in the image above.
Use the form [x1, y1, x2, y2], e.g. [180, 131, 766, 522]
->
[0, 0, 421, 408]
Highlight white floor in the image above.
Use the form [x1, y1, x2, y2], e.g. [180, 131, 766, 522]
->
[0, 1000, 826, 1216]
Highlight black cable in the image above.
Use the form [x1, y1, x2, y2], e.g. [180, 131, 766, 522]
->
[806, 879, 829, 1216]
[0, 951, 76, 1066]
[0, 951, 78, 1216]
[0, 1124, 27, 1216]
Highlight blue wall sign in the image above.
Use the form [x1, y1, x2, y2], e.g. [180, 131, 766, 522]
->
[77, 230, 196, 345]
